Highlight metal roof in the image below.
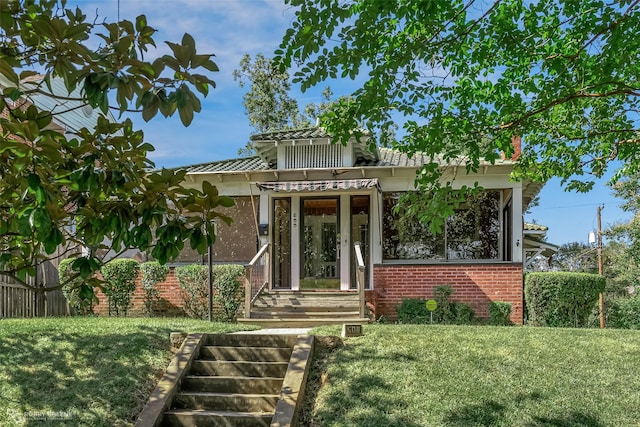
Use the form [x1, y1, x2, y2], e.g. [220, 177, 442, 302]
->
[249, 127, 333, 141]
[180, 146, 515, 173]
[0, 74, 115, 133]
[183, 156, 268, 173]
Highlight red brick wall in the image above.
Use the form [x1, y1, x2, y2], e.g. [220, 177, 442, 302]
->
[371, 263, 524, 324]
[94, 268, 185, 316]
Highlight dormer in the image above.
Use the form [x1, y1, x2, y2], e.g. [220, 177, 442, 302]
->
[249, 127, 379, 170]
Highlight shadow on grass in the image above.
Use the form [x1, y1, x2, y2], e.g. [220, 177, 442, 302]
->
[302, 337, 421, 427]
[442, 393, 605, 427]
[0, 324, 175, 426]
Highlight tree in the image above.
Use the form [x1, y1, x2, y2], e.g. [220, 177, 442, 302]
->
[0, 0, 232, 299]
[276, 0, 640, 226]
[607, 171, 640, 290]
[551, 242, 598, 273]
[233, 53, 308, 134]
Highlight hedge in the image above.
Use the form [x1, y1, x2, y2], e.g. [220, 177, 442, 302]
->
[396, 285, 474, 325]
[58, 258, 96, 315]
[607, 295, 640, 329]
[140, 261, 170, 316]
[175, 264, 245, 321]
[101, 258, 140, 316]
[525, 272, 605, 327]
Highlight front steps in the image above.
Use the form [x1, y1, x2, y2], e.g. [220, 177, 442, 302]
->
[240, 291, 369, 328]
[136, 333, 313, 427]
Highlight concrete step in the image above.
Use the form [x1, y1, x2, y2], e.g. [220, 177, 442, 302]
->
[199, 346, 292, 362]
[249, 310, 360, 319]
[162, 409, 272, 427]
[251, 304, 360, 314]
[238, 317, 370, 329]
[202, 334, 297, 348]
[173, 392, 279, 412]
[182, 376, 283, 394]
[190, 360, 288, 377]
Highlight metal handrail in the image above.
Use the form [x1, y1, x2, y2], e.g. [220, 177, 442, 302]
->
[354, 242, 366, 318]
[244, 243, 270, 319]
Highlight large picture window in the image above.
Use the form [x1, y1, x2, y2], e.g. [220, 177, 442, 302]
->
[383, 191, 501, 261]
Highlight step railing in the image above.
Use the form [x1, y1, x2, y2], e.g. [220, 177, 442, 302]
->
[354, 242, 366, 318]
[243, 243, 270, 319]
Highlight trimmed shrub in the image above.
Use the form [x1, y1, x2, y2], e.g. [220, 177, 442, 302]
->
[101, 259, 140, 316]
[396, 298, 430, 324]
[607, 296, 640, 329]
[396, 286, 474, 325]
[175, 264, 245, 321]
[525, 272, 605, 327]
[175, 264, 209, 320]
[489, 301, 512, 326]
[58, 258, 97, 315]
[140, 261, 170, 316]
[213, 264, 245, 322]
[453, 302, 474, 325]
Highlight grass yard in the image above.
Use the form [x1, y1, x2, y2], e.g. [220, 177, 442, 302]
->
[306, 324, 640, 427]
[0, 317, 256, 426]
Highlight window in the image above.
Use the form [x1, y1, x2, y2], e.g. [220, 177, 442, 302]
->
[382, 191, 501, 261]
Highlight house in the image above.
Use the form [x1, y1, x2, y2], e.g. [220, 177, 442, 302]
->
[523, 223, 559, 270]
[172, 127, 548, 325]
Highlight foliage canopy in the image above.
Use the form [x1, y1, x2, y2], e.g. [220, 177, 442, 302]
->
[0, 0, 232, 297]
[277, 0, 640, 214]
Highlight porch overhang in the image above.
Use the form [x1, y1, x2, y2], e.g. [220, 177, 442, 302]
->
[256, 178, 380, 192]
[524, 237, 559, 268]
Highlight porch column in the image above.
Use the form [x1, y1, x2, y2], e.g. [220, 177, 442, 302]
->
[340, 194, 350, 290]
[512, 185, 523, 263]
[291, 195, 301, 290]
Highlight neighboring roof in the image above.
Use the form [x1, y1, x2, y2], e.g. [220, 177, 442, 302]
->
[0, 74, 114, 133]
[524, 223, 549, 232]
[523, 222, 558, 264]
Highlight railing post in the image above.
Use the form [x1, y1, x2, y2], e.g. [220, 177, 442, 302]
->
[358, 267, 365, 318]
[354, 243, 366, 319]
[244, 265, 252, 319]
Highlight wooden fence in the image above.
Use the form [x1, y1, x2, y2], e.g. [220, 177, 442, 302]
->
[0, 261, 70, 318]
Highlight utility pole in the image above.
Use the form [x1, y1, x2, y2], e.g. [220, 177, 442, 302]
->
[597, 204, 605, 329]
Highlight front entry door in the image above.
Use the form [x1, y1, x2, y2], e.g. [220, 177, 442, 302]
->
[300, 198, 340, 289]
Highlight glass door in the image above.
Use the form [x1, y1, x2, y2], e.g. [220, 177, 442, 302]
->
[272, 198, 291, 289]
[300, 198, 340, 289]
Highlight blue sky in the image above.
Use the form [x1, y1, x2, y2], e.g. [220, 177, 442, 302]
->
[76, 0, 632, 246]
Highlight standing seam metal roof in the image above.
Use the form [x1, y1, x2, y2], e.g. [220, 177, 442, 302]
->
[181, 146, 513, 173]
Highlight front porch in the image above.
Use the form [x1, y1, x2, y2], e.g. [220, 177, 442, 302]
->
[240, 243, 370, 328]
[239, 290, 369, 328]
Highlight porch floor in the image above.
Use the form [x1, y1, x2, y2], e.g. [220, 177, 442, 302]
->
[239, 290, 369, 329]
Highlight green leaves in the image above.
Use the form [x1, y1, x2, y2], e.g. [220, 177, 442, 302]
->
[0, 1, 227, 292]
[279, 0, 640, 197]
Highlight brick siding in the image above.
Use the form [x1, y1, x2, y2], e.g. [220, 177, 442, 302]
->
[370, 263, 524, 324]
[94, 268, 185, 316]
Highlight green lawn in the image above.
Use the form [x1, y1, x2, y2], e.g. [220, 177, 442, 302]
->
[306, 324, 640, 427]
[3, 320, 639, 427]
[0, 317, 256, 427]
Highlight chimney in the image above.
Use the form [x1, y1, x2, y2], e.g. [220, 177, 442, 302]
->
[501, 135, 521, 161]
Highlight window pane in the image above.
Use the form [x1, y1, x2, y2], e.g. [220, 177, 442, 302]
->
[382, 192, 445, 260]
[382, 191, 500, 261]
[447, 191, 500, 260]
